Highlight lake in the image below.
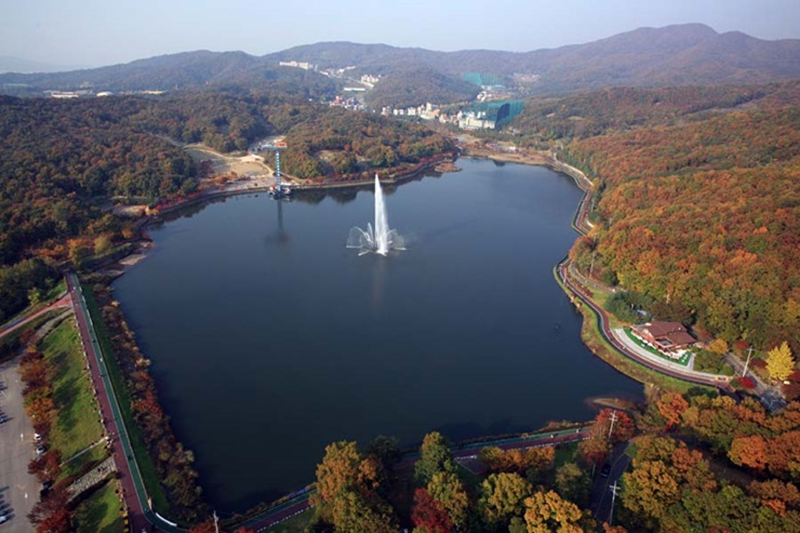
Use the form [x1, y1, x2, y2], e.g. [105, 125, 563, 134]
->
[112, 158, 641, 511]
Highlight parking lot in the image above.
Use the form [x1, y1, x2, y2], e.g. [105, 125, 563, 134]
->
[0, 359, 40, 532]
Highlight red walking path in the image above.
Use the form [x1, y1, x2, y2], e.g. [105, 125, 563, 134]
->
[68, 273, 181, 533]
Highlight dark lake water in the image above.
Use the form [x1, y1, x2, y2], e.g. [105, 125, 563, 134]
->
[112, 158, 642, 511]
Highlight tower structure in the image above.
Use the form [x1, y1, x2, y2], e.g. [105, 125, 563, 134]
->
[263, 141, 292, 199]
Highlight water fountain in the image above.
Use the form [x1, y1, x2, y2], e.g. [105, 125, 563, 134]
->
[346, 175, 405, 256]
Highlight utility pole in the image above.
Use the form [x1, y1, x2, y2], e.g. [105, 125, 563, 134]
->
[608, 410, 617, 440]
[609, 481, 621, 525]
[743, 346, 753, 377]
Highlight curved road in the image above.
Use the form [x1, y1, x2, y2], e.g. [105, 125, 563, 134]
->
[557, 260, 731, 391]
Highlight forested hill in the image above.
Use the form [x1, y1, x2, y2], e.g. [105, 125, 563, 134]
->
[0, 51, 338, 98]
[2, 24, 799, 98]
[364, 65, 479, 108]
[511, 81, 800, 351]
[268, 24, 800, 93]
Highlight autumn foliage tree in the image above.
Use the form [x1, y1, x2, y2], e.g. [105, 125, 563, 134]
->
[28, 487, 70, 533]
[656, 391, 689, 430]
[412, 488, 453, 533]
[767, 341, 795, 382]
[593, 409, 636, 443]
[415, 432, 456, 485]
[479, 472, 532, 527]
[425, 471, 470, 529]
[311, 441, 396, 532]
[479, 446, 554, 477]
[523, 490, 584, 533]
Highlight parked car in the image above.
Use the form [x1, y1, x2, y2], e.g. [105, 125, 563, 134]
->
[40, 480, 53, 497]
[36, 445, 46, 456]
[34, 432, 42, 442]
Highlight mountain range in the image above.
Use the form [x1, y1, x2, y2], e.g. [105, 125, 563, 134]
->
[2, 24, 798, 100]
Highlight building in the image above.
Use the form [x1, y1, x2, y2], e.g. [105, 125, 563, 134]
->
[631, 322, 696, 355]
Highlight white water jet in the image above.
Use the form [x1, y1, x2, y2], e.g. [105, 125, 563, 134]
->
[346, 175, 405, 256]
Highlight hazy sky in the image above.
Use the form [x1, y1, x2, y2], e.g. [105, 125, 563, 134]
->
[3, 0, 798, 67]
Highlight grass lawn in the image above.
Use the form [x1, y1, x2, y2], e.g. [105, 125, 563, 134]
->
[623, 328, 691, 367]
[39, 319, 108, 478]
[73, 480, 126, 533]
[267, 510, 314, 532]
[83, 285, 171, 515]
[553, 442, 580, 468]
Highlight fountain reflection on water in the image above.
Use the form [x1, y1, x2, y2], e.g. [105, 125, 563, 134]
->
[346, 175, 406, 256]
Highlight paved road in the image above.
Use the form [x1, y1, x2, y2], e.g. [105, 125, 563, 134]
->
[724, 353, 786, 412]
[0, 358, 41, 532]
[591, 443, 630, 526]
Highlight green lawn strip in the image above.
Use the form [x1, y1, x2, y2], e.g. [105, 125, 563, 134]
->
[73, 480, 126, 533]
[0, 309, 64, 362]
[39, 320, 107, 479]
[622, 328, 690, 367]
[267, 510, 314, 532]
[553, 442, 579, 468]
[62, 445, 110, 480]
[82, 286, 171, 515]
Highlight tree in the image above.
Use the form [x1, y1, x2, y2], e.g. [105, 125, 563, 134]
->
[412, 488, 453, 533]
[330, 490, 397, 533]
[94, 234, 113, 255]
[748, 479, 800, 516]
[426, 471, 469, 529]
[314, 441, 376, 505]
[480, 446, 554, 476]
[415, 432, 456, 485]
[656, 392, 689, 430]
[729, 434, 769, 471]
[479, 472, 532, 526]
[29, 487, 70, 533]
[188, 520, 216, 533]
[523, 490, 583, 533]
[578, 434, 610, 465]
[554, 462, 591, 508]
[594, 409, 636, 443]
[708, 338, 729, 354]
[28, 450, 62, 482]
[767, 342, 795, 382]
[28, 286, 43, 307]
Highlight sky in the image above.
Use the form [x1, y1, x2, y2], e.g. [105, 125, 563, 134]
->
[2, 0, 799, 68]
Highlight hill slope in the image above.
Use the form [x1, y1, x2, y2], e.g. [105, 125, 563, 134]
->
[2, 24, 798, 98]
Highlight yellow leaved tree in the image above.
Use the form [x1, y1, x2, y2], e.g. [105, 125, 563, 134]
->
[766, 341, 794, 382]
